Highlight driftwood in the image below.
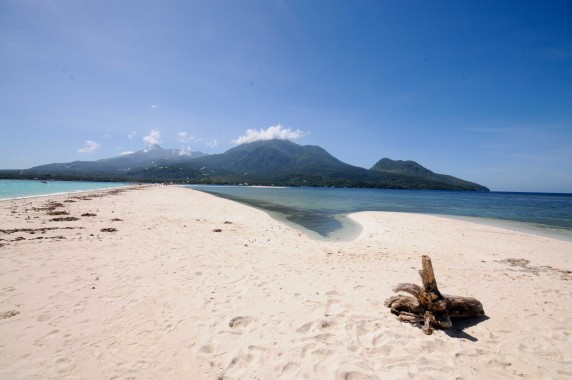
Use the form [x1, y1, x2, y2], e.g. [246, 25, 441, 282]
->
[385, 255, 484, 335]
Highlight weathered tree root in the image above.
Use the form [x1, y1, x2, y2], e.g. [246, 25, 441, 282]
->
[385, 255, 484, 335]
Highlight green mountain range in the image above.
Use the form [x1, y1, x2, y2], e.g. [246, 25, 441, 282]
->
[0, 139, 489, 191]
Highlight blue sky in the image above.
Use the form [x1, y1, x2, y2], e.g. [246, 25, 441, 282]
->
[1, 0, 571, 192]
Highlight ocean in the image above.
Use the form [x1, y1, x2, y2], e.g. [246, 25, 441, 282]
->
[188, 185, 572, 242]
[0, 179, 130, 200]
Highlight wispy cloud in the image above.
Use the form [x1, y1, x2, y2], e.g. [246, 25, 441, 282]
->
[77, 140, 101, 153]
[128, 130, 137, 139]
[143, 130, 161, 149]
[150, 104, 159, 109]
[207, 139, 218, 148]
[232, 124, 308, 145]
[120, 151, 135, 156]
[178, 131, 202, 143]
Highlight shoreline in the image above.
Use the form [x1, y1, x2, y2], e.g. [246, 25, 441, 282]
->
[7, 184, 569, 243]
[1, 185, 571, 379]
[189, 185, 572, 244]
[0, 179, 134, 202]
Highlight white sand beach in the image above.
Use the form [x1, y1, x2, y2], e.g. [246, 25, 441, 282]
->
[1, 185, 571, 379]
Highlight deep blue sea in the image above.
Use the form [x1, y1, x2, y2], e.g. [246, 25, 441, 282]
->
[0, 179, 130, 200]
[188, 185, 572, 242]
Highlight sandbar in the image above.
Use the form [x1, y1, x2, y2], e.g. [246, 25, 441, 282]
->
[0, 185, 570, 379]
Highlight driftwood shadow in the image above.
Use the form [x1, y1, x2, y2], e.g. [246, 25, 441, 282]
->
[444, 315, 490, 341]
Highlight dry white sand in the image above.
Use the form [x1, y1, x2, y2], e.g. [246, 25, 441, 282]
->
[0, 185, 571, 379]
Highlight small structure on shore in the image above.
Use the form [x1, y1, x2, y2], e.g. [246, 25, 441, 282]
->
[385, 255, 485, 335]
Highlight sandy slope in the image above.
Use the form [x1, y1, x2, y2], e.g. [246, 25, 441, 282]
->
[0, 185, 570, 379]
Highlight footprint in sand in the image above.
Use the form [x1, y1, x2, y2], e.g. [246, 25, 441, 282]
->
[311, 348, 335, 358]
[342, 371, 379, 380]
[199, 344, 214, 353]
[33, 329, 60, 347]
[36, 313, 51, 322]
[281, 361, 300, 375]
[296, 319, 334, 334]
[325, 298, 346, 316]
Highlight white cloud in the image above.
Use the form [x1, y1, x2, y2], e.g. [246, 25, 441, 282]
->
[77, 140, 101, 153]
[207, 139, 219, 148]
[179, 146, 193, 156]
[143, 130, 161, 148]
[128, 130, 137, 139]
[232, 124, 307, 145]
[121, 151, 135, 156]
[178, 131, 202, 143]
[150, 104, 159, 109]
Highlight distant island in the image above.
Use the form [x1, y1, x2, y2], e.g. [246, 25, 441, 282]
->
[0, 139, 489, 191]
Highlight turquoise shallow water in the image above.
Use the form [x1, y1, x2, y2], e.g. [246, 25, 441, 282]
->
[188, 185, 572, 242]
[0, 179, 130, 200]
